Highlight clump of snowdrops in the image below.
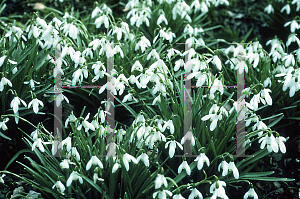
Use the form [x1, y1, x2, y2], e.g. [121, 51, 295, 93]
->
[0, 0, 298, 198]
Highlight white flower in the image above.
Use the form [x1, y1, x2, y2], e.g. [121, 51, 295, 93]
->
[68, 147, 80, 161]
[122, 153, 138, 171]
[188, 188, 203, 199]
[10, 94, 27, 113]
[181, 130, 195, 146]
[228, 161, 239, 179]
[147, 49, 160, 60]
[258, 133, 279, 153]
[32, 138, 44, 152]
[264, 4, 274, 14]
[60, 159, 70, 169]
[244, 188, 258, 199]
[61, 137, 72, 152]
[52, 181, 65, 194]
[286, 33, 300, 47]
[260, 88, 272, 106]
[94, 15, 109, 29]
[67, 171, 83, 187]
[72, 67, 88, 85]
[137, 153, 149, 167]
[210, 78, 224, 95]
[212, 55, 222, 70]
[157, 13, 168, 25]
[0, 117, 9, 131]
[155, 174, 168, 189]
[194, 153, 210, 170]
[93, 173, 104, 183]
[264, 77, 272, 87]
[178, 160, 191, 175]
[77, 113, 96, 132]
[210, 180, 228, 199]
[112, 162, 121, 173]
[281, 4, 291, 14]
[201, 108, 222, 131]
[135, 36, 151, 53]
[0, 74, 12, 92]
[284, 20, 299, 32]
[131, 60, 143, 72]
[55, 92, 69, 107]
[28, 96, 44, 114]
[86, 156, 104, 170]
[24, 79, 40, 91]
[153, 189, 172, 199]
[0, 174, 6, 184]
[92, 7, 103, 18]
[218, 161, 229, 176]
[165, 139, 183, 158]
[173, 193, 185, 199]
[276, 136, 286, 153]
[162, 119, 175, 134]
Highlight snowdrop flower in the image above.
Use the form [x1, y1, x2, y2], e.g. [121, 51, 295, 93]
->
[122, 153, 138, 171]
[210, 180, 228, 199]
[264, 4, 274, 14]
[281, 4, 291, 14]
[86, 156, 104, 170]
[147, 49, 160, 60]
[260, 88, 272, 106]
[155, 173, 168, 189]
[92, 7, 103, 19]
[165, 137, 183, 158]
[264, 77, 272, 87]
[218, 160, 229, 176]
[284, 20, 299, 32]
[32, 138, 45, 152]
[55, 92, 69, 107]
[252, 119, 268, 137]
[181, 129, 195, 146]
[61, 136, 72, 152]
[0, 117, 9, 131]
[210, 78, 224, 95]
[194, 153, 210, 170]
[244, 187, 258, 199]
[137, 152, 149, 167]
[135, 36, 151, 53]
[157, 10, 168, 25]
[23, 79, 40, 91]
[60, 159, 70, 169]
[153, 190, 172, 199]
[77, 113, 95, 132]
[258, 133, 278, 153]
[188, 188, 203, 199]
[212, 55, 222, 70]
[95, 15, 109, 29]
[131, 60, 143, 72]
[0, 174, 5, 184]
[63, 23, 78, 40]
[52, 181, 65, 194]
[0, 73, 12, 92]
[68, 147, 80, 161]
[67, 171, 83, 187]
[286, 33, 300, 47]
[228, 160, 239, 179]
[112, 162, 121, 173]
[282, 54, 295, 67]
[162, 119, 175, 134]
[10, 92, 26, 124]
[173, 193, 185, 199]
[28, 94, 44, 114]
[178, 160, 191, 175]
[276, 135, 286, 153]
[72, 67, 88, 85]
[201, 104, 223, 131]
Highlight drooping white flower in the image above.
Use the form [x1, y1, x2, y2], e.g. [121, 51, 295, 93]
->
[258, 133, 279, 153]
[155, 174, 168, 189]
[212, 55, 222, 70]
[0, 74, 12, 92]
[178, 160, 191, 175]
[244, 188, 258, 199]
[281, 4, 291, 14]
[67, 171, 83, 187]
[210, 180, 228, 199]
[52, 181, 65, 194]
[112, 162, 121, 173]
[0, 117, 9, 131]
[194, 153, 210, 170]
[181, 130, 195, 146]
[32, 138, 45, 152]
[137, 153, 149, 167]
[0, 174, 6, 184]
[162, 119, 175, 134]
[10, 93, 27, 114]
[276, 136, 286, 153]
[188, 188, 203, 199]
[173, 193, 185, 199]
[86, 156, 104, 170]
[60, 159, 70, 169]
[28, 95, 44, 114]
[218, 161, 229, 176]
[264, 4, 274, 14]
[165, 139, 183, 158]
[122, 153, 138, 171]
[68, 147, 80, 161]
[284, 20, 299, 32]
[228, 161, 239, 179]
[153, 189, 172, 199]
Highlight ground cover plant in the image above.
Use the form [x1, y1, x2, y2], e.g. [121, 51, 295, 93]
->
[0, 0, 299, 198]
